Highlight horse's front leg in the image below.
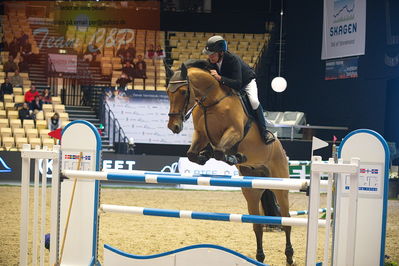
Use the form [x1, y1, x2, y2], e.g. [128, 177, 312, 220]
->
[187, 130, 209, 165]
[213, 127, 243, 165]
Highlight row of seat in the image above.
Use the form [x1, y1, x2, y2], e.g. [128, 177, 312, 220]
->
[2, 95, 63, 107]
[170, 31, 269, 41]
[0, 118, 45, 130]
[0, 109, 69, 120]
[0, 135, 56, 151]
[1, 127, 51, 140]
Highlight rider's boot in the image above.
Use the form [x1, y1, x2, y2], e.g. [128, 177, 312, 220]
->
[254, 105, 275, 145]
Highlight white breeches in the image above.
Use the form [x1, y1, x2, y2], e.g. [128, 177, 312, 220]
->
[243, 79, 260, 110]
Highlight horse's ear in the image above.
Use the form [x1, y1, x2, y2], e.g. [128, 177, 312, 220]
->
[163, 58, 174, 80]
[180, 63, 188, 79]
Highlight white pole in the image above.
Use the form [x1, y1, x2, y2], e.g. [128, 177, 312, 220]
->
[50, 146, 61, 265]
[19, 144, 31, 266]
[323, 170, 334, 266]
[346, 158, 360, 265]
[39, 159, 48, 266]
[32, 158, 40, 265]
[306, 156, 322, 265]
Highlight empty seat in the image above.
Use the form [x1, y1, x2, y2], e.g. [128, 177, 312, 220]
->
[13, 87, 23, 95]
[35, 111, 44, 120]
[7, 110, 19, 119]
[54, 104, 65, 113]
[29, 138, 41, 148]
[42, 138, 54, 149]
[4, 102, 15, 111]
[36, 120, 47, 130]
[0, 110, 6, 118]
[22, 119, 35, 130]
[2, 137, 15, 149]
[52, 97, 61, 105]
[39, 129, 50, 139]
[16, 137, 28, 149]
[3, 94, 13, 102]
[9, 119, 21, 129]
[13, 128, 25, 139]
[59, 113, 69, 120]
[14, 95, 25, 104]
[26, 128, 38, 140]
[0, 119, 10, 128]
[0, 128, 12, 137]
[42, 104, 53, 113]
[45, 112, 55, 120]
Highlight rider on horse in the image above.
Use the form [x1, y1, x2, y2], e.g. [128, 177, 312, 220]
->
[202, 35, 275, 145]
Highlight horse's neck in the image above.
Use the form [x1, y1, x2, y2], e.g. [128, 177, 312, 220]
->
[193, 82, 227, 105]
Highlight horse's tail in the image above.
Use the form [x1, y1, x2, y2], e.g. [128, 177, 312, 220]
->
[261, 189, 281, 217]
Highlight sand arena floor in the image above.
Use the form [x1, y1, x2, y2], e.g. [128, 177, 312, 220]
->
[0, 186, 398, 266]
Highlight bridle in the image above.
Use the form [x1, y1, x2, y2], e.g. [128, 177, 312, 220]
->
[167, 79, 195, 122]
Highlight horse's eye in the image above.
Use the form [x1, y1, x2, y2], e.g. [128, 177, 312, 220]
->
[181, 90, 187, 95]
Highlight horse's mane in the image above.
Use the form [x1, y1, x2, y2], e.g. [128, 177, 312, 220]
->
[180, 59, 234, 95]
[180, 59, 212, 79]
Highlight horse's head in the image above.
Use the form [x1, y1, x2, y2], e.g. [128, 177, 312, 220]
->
[166, 69, 193, 134]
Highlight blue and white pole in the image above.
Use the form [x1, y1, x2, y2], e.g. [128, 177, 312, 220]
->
[100, 204, 327, 227]
[63, 170, 329, 191]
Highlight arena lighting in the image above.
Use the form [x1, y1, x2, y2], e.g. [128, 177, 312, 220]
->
[59, 49, 66, 54]
[271, 0, 287, 93]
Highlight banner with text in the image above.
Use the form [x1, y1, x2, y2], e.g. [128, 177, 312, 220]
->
[106, 90, 194, 144]
[322, 0, 366, 59]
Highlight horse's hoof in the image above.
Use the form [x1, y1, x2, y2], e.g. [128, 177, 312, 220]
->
[213, 150, 224, 161]
[286, 259, 296, 266]
[197, 155, 208, 165]
[256, 252, 265, 263]
[235, 153, 247, 163]
[225, 155, 238, 165]
[187, 152, 198, 163]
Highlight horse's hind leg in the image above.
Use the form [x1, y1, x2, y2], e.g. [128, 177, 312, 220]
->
[239, 166, 266, 263]
[273, 189, 295, 265]
[270, 163, 295, 265]
[241, 187, 266, 263]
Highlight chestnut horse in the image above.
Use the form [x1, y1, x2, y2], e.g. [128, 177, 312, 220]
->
[166, 61, 295, 265]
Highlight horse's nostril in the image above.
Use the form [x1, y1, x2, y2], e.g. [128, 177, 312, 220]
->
[174, 125, 180, 133]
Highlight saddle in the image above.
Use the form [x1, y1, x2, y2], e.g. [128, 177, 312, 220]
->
[230, 89, 257, 121]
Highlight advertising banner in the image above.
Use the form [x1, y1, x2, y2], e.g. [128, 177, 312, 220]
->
[106, 90, 194, 144]
[325, 56, 358, 80]
[322, 0, 366, 59]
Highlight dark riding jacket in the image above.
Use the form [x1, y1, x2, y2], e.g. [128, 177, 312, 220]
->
[210, 51, 256, 91]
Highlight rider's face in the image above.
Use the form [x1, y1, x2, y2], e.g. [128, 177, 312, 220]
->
[208, 52, 220, 64]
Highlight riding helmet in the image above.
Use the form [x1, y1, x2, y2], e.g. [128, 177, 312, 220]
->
[202, 35, 228, 55]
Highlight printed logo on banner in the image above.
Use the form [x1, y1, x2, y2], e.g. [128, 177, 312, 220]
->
[333, 0, 354, 23]
[342, 163, 383, 197]
[39, 159, 53, 178]
[64, 154, 92, 160]
[161, 162, 178, 173]
[0, 157, 12, 173]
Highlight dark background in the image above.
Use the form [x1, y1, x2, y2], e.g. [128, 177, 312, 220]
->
[161, 0, 399, 149]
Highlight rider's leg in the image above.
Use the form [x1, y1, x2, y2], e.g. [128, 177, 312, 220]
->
[244, 79, 275, 144]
